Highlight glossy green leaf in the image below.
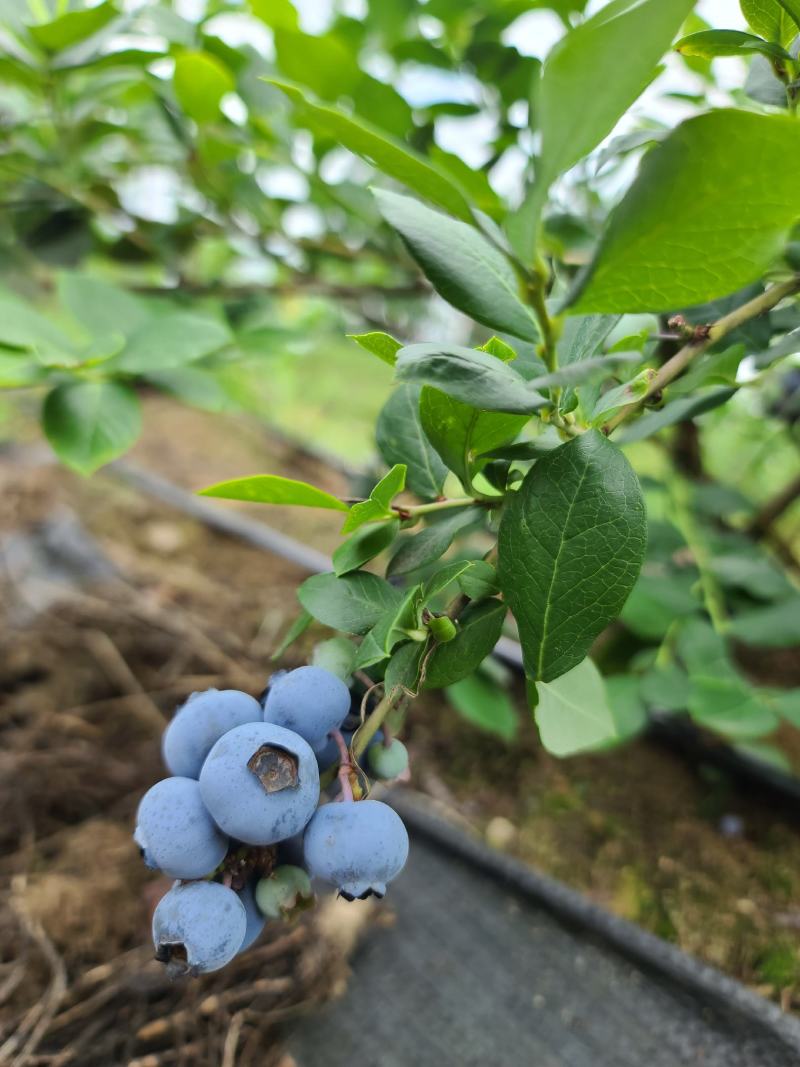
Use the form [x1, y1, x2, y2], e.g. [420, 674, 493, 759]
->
[271, 610, 312, 661]
[419, 386, 528, 489]
[270, 82, 473, 222]
[348, 331, 402, 367]
[396, 344, 545, 415]
[527, 352, 639, 391]
[199, 474, 348, 510]
[29, 1, 117, 52]
[374, 190, 540, 341]
[535, 657, 619, 756]
[558, 314, 620, 367]
[424, 600, 506, 689]
[333, 520, 399, 576]
[375, 385, 447, 500]
[297, 571, 402, 634]
[675, 29, 791, 61]
[42, 381, 141, 475]
[574, 111, 800, 313]
[386, 507, 484, 577]
[538, 0, 694, 185]
[384, 640, 426, 695]
[498, 431, 646, 681]
[249, 0, 299, 30]
[741, 0, 800, 43]
[342, 464, 406, 533]
[457, 560, 499, 601]
[174, 51, 234, 123]
[273, 29, 359, 100]
[114, 311, 232, 372]
[447, 674, 518, 741]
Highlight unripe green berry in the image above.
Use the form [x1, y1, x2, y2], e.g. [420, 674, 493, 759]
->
[255, 865, 313, 920]
[311, 637, 356, 684]
[427, 615, 457, 643]
[368, 739, 409, 780]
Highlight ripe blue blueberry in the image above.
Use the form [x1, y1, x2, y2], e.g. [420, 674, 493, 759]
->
[237, 880, 267, 953]
[199, 722, 320, 846]
[303, 799, 409, 900]
[134, 776, 228, 879]
[153, 881, 246, 977]
[263, 666, 350, 748]
[162, 689, 262, 779]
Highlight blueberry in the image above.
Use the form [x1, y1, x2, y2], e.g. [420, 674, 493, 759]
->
[311, 637, 356, 685]
[162, 689, 262, 779]
[263, 666, 350, 748]
[255, 865, 313, 920]
[199, 722, 320, 845]
[303, 799, 409, 900]
[368, 739, 409, 780]
[153, 881, 246, 977]
[237, 880, 267, 953]
[134, 777, 228, 879]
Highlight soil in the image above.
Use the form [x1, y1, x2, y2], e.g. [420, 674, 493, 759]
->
[2, 395, 800, 1066]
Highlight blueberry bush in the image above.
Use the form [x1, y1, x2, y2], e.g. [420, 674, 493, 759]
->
[3, 0, 800, 971]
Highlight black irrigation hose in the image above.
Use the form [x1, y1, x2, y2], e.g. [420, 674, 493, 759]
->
[109, 459, 800, 812]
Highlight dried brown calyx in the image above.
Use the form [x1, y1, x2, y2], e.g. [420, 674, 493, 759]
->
[155, 941, 191, 980]
[247, 744, 299, 793]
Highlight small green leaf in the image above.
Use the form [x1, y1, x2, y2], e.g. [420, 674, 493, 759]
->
[447, 674, 518, 741]
[535, 657, 619, 756]
[419, 386, 528, 489]
[457, 561, 499, 601]
[348, 331, 402, 367]
[527, 352, 640, 391]
[688, 673, 780, 740]
[333, 520, 399, 576]
[424, 599, 506, 689]
[385, 640, 426, 695]
[174, 51, 235, 123]
[604, 675, 648, 742]
[498, 431, 646, 682]
[57, 273, 150, 338]
[273, 29, 359, 100]
[396, 344, 545, 415]
[616, 388, 736, 443]
[271, 610, 313, 661]
[477, 336, 517, 362]
[114, 311, 232, 372]
[741, 0, 800, 43]
[573, 111, 800, 313]
[386, 507, 484, 577]
[640, 664, 691, 712]
[29, 0, 117, 52]
[374, 190, 540, 341]
[297, 571, 402, 634]
[269, 81, 473, 222]
[675, 29, 792, 61]
[42, 381, 141, 475]
[342, 464, 406, 534]
[558, 314, 620, 367]
[620, 573, 699, 640]
[728, 597, 800, 648]
[199, 474, 348, 511]
[376, 384, 447, 500]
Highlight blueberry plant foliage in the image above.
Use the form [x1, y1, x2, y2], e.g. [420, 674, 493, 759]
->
[199, 0, 800, 762]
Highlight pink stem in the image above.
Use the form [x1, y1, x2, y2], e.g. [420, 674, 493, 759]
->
[331, 728, 354, 803]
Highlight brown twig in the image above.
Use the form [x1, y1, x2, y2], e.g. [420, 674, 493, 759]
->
[748, 469, 800, 538]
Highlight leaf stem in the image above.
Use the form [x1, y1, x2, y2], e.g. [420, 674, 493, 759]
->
[669, 475, 728, 634]
[603, 276, 800, 434]
[527, 276, 560, 374]
[351, 689, 405, 761]
[393, 496, 490, 518]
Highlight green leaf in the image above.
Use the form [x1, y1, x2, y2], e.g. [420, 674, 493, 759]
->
[558, 314, 620, 367]
[424, 599, 506, 689]
[386, 507, 484, 577]
[419, 386, 528, 490]
[297, 571, 402, 634]
[28, 0, 117, 52]
[640, 663, 691, 712]
[574, 111, 800, 314]
[375, 385, 447, 500]
[728, 597, 800, 647]
[420, 560, 476, 604]
[385, 640, 426, 695]
[535, 657, 619, 756]
[0, 288, 76, 354]
[271, 610, 312, 661]
[498, 431, 646, 682]
[457, 561, 500, 601]
[675, 29, 791, 61]
[527, 352, 639, 391]
[688, 673, 779, 740]
[374, 190, 540, 342]
[741, 0, 800, 43]
[447, 674, 518, 741]
[538, 0, 694, 186]
[249, 0, 299, 31]
[620, 573, 699, 639]
[57, 273, 150, 338]
[396, 344, 545, 415]
[333, 520, 399, 576]
[604, 675, 648, 742]
[269, 81, 473, 222]
[42, 381, 141, 475]
[616, 388, 736, 443]
[353, 584, 422, 668]
[478, 336, 517, 362]
[734, 740, 792, 773]
[273, 29, 359, 100]
[174, 51, 235, 123]
[348, 331, 402, 367]
[114, 311, 232, 372]
[199, 474, 348, 511]
[342, 464, 406, 534]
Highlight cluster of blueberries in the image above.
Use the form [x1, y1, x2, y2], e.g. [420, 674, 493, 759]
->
[134, 664, 410, 978]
